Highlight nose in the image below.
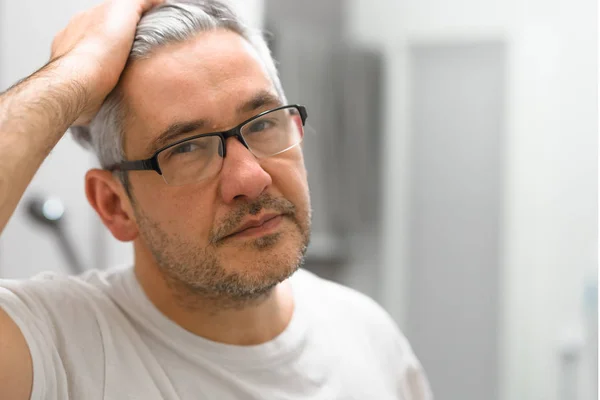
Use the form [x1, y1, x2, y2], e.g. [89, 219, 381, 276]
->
[218, 137, 272, 204]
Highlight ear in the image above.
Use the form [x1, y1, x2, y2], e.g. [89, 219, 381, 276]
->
[85, 169, 139, 242]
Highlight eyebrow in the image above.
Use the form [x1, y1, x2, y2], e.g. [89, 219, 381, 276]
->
[146, 90, 282, 155]
[236, 90, 282, 114]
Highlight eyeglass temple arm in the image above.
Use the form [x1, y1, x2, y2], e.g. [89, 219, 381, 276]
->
[108, 159, 156, 172]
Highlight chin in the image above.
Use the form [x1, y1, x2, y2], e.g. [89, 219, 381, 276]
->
[221, 231, 305, 278]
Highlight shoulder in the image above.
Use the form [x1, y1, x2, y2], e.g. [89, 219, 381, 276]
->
[292, 268, 409, 349]
[292, 269, 433, 398]
[0, 267, 132, 398]
[292, 268, 397, 326]
[0, 266, 130, 298]
[0, 267, 131, 352]
[0, 268, 127, 321]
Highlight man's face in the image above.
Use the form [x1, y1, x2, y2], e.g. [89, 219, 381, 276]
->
[120, 29, 311, 302]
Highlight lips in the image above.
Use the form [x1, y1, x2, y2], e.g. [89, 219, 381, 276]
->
[227, 213, 282, 237]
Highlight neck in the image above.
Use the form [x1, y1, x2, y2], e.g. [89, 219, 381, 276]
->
[133, 262, 296, 346]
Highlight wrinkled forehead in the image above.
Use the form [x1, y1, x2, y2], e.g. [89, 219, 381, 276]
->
[119, 29, 281, 159]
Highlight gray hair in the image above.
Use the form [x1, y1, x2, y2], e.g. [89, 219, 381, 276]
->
[71, 0, 285, 173]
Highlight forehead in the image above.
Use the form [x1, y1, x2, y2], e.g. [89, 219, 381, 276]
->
[120, 29, 278, 157]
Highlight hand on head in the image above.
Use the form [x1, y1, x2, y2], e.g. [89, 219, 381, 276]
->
[50, 0, 165, 126]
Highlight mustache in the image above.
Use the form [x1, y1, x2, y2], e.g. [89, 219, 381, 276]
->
[209, 193, 296, 243]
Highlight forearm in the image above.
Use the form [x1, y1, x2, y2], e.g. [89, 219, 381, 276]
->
[0, 56, 89, 234]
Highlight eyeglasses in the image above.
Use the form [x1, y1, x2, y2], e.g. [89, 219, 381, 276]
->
[107, 104, 307, 186]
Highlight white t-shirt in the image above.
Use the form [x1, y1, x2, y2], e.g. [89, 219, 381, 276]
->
[0, 267, 432, 400]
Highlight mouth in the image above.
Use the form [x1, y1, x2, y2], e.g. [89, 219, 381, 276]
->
[224, 214, 284, 240]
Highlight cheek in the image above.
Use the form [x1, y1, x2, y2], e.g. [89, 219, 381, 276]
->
[131, 175, 219, 238]
[263, 151, 310, 207]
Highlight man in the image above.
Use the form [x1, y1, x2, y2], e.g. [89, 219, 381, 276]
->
[0, 0, 432, 399]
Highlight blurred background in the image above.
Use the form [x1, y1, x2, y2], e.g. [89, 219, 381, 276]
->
[0, 0, 597, 399]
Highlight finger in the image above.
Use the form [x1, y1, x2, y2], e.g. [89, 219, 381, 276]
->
[51, 29, 65, 55]
[138, 0, 166, 13]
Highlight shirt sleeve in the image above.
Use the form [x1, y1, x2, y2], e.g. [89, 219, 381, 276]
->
[0, 279, 69, 400]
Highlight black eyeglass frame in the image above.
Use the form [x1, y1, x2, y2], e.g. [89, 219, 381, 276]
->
[107, 104, 308, 176]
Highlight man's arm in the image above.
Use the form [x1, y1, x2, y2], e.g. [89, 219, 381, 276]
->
[0, 307, 32, 400]
[0, 0, 164, 236]
[0, 1, 164, 397]
[0, 57, 89, 236]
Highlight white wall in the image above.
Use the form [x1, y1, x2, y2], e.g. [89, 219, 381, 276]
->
[345, 0, 597, 400]
[0, 0, 265, 279]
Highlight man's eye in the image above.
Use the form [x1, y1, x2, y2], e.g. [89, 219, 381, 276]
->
[169, 141, 208, 157]
[247, 119, 275, 133]
[172, 143, 199, 154]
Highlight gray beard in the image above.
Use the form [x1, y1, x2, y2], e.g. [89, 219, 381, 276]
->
[133, 195, 310, 313]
